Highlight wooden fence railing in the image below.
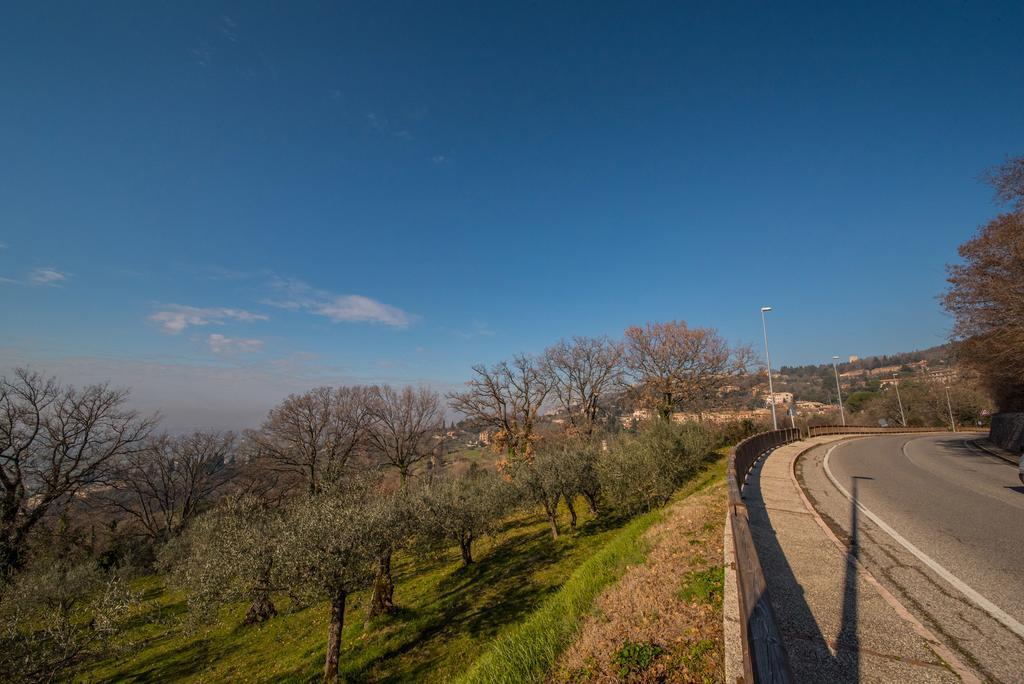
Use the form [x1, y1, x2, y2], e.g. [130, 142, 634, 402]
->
[727, 428, 800, 684]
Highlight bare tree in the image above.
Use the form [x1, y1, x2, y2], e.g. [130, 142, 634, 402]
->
[543, 336, 623, 436]
[362, 385, 442, 618]
[448, 355, 550, 466]
[944, 162, 1024, 411]
[366, 385, 443, 486]
[0, 369, 155, 578]
[101, 431, 235, 542]
[623, 321, 752, 419]
[248, 386, 374, 495]
[983, 155, 1024, 210]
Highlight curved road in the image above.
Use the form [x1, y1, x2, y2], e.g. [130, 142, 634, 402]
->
[798, 434, 1024, 683]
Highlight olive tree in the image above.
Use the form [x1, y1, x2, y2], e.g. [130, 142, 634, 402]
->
[274, 478, 392, 683]
[163, 495, 283, 625]
[0, 369, 155, 579]
[597, 420, 710, 513]
[513, 441, 569, 540]
[0, 558, 139, 683]
[418, 468, 508, 565]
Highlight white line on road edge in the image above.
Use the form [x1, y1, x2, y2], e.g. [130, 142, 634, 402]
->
[823, 442, 1024, 640]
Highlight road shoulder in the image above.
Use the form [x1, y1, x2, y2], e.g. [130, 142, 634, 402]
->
[797, 435, 1024, 683]
[747, 436, 970, 683]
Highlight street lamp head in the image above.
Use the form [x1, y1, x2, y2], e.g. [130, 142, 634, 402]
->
[832, 355, 839, 360]
[760, 306, 772, 312]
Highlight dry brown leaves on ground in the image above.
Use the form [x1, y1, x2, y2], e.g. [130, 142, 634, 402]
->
[551, 480, 727, 683]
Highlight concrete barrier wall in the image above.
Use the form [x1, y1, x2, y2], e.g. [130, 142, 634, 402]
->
[989, 412, 1024, 452]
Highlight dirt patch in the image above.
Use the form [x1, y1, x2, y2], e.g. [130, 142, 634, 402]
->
[550, 479, 727, 683]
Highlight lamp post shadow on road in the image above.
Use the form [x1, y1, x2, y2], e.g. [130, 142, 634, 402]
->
[837, 475, 874, 682]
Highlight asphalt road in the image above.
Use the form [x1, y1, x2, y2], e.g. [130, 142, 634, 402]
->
[797, 434, 1024, 683]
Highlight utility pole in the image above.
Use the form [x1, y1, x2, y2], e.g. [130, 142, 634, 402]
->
[760, 307, 778, 430]
[832, 356, 846, 426]
[893, 374, 907, 427]
[944, 386, 957, 432]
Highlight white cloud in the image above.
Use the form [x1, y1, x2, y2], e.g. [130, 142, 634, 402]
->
[149, 305, 269, 334]
[208, 334, 263, 355]
[30, 267, 69, 286]
[266, 279, 416, 328]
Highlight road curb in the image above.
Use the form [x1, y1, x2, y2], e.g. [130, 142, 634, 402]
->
[788, 437, 982, 684]
[968, 438, 1018, 465]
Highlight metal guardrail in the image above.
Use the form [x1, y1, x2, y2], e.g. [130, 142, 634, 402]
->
[727, 428, 800, 684]
[806, 424, 941, 437]
[806, 424, 985, 437]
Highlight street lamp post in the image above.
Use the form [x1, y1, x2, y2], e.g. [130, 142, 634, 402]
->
[893, 374, 907, 427]
[944, 386, 957, 433]
[832, 356, 846, 426]
[760, 307, 778, 431]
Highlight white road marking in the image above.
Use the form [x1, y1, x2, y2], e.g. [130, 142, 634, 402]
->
[823, 442, 1024, 640]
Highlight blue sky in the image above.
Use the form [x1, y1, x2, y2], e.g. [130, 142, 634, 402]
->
[2, 2, 1022, 430]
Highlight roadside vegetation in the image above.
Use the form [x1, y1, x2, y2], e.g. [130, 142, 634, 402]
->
[1, 322, 759, 682]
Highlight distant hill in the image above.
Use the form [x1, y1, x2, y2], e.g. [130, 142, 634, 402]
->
[773, 344, 956, 404]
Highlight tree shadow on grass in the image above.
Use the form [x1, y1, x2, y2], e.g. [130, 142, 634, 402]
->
[332, 507, 632, 683]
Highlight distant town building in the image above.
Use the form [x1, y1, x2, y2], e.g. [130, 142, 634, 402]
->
[764, 392, 794, 407]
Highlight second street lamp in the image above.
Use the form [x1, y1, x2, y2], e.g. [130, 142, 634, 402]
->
[832, 355, 847, 426]
[761, 306, 777, 430]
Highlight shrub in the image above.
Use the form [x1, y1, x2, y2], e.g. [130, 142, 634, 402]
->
[611, 640, 664, 678]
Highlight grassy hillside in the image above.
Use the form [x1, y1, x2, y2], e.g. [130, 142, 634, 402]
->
[76, 499, 635, 682]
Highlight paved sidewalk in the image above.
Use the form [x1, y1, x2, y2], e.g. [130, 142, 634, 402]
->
[743, 437, 967, 683]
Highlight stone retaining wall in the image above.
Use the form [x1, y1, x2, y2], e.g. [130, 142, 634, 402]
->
[989, 412, 1024, 452]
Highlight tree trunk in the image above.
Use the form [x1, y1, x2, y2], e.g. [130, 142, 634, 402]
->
[243, 571, 277, 625]
[544, 497, 560, 540]
[367, 550, 395, 618]
[565, 495, 577, 530]
[323, 588, 347, 683]
[582, 490, 599, 516]
[459, 533, 473, 566]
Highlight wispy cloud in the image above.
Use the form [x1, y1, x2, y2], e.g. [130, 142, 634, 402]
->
[30, 267, 69, 286]
[149, 305, 269, 334]
[266, 279, 417, 328]
[366, 112, 413, 140]
[208, 333, 263, 355]
[0, 276, 17, 285]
